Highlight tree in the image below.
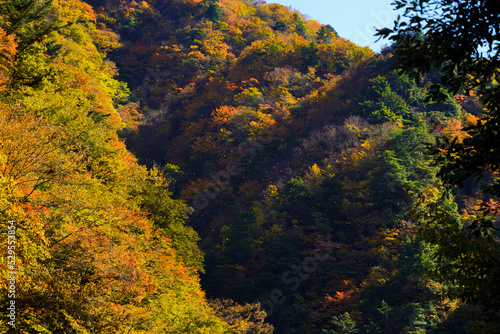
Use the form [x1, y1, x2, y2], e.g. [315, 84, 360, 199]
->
[293, 13, 306, 35]
[378, 0, 500, 321]
[0, 0, 95, 89]
[208, 298, 274, 334]
[316, 24, 338, 43]
[323, 312, 358, 334]
[356, 75, 409, 123]
[207, 0, 223, 22]
[274, 20, 288, 32]
[0, 28, 16, 91]
[0, 0, 238, 331]
[139, 166, 204, 272]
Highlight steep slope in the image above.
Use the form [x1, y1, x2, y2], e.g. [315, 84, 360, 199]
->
[0, 0, 271, 332]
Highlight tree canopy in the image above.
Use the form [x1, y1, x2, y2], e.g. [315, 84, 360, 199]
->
[378, 0, 500, 321]
[2, 0, 498, 332]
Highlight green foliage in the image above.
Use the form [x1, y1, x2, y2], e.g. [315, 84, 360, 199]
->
[301, 41, 320, 69]
[139, 167, 204, 272]
[235, 87, 263, 107]
[388, 122, 437, 192]
[317, 24, 338, 43]
[293, 13, 306, 35]
[0, 0, 54, 88]
[357, 75, 409, 123]
[0, 0, 243, 332]
[410, 188, 500, 315]
[3, 0, 488, 332]
[379, 0, 500, 325]
[398, 237, 435, 279]
[209, 298, 274, 333]
[207, 1, 223, 22]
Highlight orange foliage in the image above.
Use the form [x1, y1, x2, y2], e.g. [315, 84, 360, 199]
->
[485, 198, 500, 215]
[0, 28, 17, 91]
[454, 91, 476, 104]
[108, 136, 138, 166]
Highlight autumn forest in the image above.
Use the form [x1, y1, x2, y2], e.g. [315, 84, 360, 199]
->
[0, 0, 499, 333]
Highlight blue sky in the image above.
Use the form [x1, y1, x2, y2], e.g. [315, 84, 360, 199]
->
[269, 0, 400, 52]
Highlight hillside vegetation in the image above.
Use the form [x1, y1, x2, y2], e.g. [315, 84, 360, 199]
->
[0, 0, 497, 333]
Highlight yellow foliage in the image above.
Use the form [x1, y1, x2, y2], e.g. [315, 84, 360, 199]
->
[304, 163, 323, 192]
[91, 28, 122, 53]
[310, 164, 322, 178]
[119, 102, 144, 131]
[0, 104, 84, 196]
[442, 118, 470, 143]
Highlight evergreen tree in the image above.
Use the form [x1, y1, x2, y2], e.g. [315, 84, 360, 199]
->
[323, 312, 358, 334]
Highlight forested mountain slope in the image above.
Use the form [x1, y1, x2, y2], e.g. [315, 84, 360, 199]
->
[0, 0, 269, 332]
[87, 0, 492, 333]
[1, 0, 496, 333]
